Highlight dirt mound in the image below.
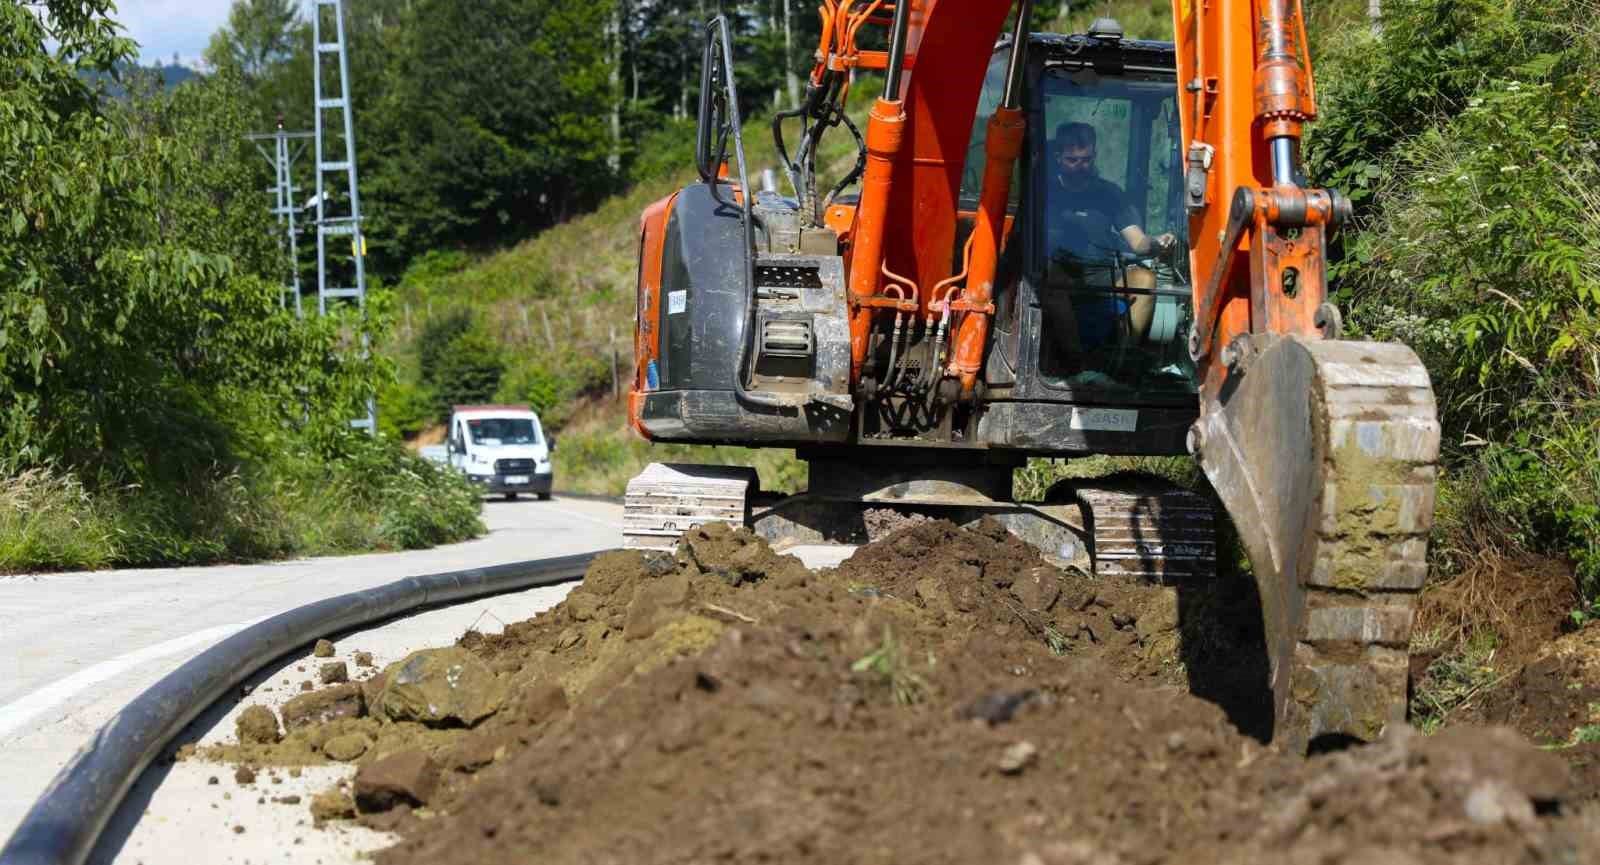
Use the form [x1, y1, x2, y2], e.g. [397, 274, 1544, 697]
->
[202, 520, 1600, 863]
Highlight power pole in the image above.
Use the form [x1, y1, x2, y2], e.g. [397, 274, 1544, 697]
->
[312, 0, 376, 434]
[245, 118, 313, 316]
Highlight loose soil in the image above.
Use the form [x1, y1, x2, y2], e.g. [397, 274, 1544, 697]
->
[201, 520, 1600, 864]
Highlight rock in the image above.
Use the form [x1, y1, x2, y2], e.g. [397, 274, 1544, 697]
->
[380, 647, 503, 727]
[520, 682, 570, 724]
[235, 705, 281, 745]
[320, 661, 349, 685]
[323, 733, 369, 762]
[1135, 589, 1180, 641]
[624, 572, 692, 640]
[1463, 780, 1535, 827]
[281, 684, 366, 730]
[360, 670, 389, 712]
[234, 765, 257, 784]
[313, 639, 335, 658]
[354, 651, 375, 668]
[274, 795, 302, 805]
[446, 729, 512, 773]
[354, 750, 440, 812]
[309, 790, 356, 822]
[958, 690, 1038, 726]
[1012, 566, 1062, 612]
[566, 591, 600, 622]
[998, 741, 1039, 775]
[555, 628, 582, 649]
[299, 681, 313, 691]
[1422, 725, 1571, 803]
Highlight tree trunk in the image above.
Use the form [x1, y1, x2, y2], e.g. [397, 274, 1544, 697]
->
[608, 2, 622, 173]
[783, 0, 799, 108]
[1369, 0, 1382, 34]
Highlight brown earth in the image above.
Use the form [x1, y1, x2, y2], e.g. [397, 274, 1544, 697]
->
[202, 520, 1600, 864]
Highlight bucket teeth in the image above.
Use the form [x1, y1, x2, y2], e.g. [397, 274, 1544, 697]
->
[1195, 337, 1439, 751]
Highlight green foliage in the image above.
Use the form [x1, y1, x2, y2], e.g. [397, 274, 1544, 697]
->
[429, 323, 507, 421]
[0, 469, 116, 572]
[495, 352, 609, 431]
[0, 2, 478, 571]
[204, 0, 301, 82]
[360, 0, 618, 265]
[1311, 0, 1600, 598]
[1410, 628, 1503, 735]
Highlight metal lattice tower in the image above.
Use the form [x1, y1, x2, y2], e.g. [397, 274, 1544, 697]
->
[312, 0, 375, 433]
[246, 121, 313, 316]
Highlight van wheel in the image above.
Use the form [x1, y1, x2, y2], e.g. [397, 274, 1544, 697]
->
[537, 492, 552, 501]
[504, 492, 518, 501]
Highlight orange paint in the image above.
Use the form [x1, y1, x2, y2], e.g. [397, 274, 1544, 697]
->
[627, 192, 677, 440]
[949, 105, 1024, 395]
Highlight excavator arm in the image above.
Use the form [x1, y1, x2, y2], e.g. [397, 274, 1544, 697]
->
[822, 0, 1439, 749]
[1172, 0, 1439, 749]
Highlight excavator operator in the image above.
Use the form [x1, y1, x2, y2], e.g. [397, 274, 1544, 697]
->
[1041, 121, 1176, 359]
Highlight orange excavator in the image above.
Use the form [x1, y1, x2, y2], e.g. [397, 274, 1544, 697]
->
[624, 0, 1439, 751]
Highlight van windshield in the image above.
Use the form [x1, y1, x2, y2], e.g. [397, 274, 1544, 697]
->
[467, 418, 541, 445]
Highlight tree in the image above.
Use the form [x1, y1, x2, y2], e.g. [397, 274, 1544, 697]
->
[204, 0, 301, 82]
[2, 0, 377, 482]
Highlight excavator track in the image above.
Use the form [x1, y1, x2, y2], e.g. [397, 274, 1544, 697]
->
[1192, 336, 1439, 751]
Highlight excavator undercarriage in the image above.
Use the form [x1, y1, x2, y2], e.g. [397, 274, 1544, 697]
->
[624, 3, 1439, 751]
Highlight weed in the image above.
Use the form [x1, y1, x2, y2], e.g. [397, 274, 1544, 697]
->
[1410, 630, 1505, 734]
[851, 627, 930, 706]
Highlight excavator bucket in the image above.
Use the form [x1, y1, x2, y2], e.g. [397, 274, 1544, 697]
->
[1191, 336, 1439, 751]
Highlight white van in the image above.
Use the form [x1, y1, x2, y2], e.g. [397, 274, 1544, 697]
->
[446, 405, 554, 500]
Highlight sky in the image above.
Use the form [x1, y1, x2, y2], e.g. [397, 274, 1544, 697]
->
[115, 0, 306, 67]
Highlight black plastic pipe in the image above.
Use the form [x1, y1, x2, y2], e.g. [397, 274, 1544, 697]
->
[0, 551, 601, 865]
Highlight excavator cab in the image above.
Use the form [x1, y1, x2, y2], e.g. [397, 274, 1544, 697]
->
[963, 31, 1199, 434]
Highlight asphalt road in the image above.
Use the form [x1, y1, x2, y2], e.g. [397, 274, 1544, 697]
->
[0, 495, 624, 846]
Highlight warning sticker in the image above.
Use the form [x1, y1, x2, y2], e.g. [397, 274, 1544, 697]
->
[668, 290, 687, 315]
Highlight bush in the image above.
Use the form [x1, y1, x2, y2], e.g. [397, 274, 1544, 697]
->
[1310, 0, 1600, 602]
[494, 352, 611, 432]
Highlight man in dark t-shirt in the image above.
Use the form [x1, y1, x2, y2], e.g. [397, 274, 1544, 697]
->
[1042, 122, 1176, 355]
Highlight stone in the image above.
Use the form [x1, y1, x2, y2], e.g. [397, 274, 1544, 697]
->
[958, 690, 1037, 726]
[566, 592, 600, 622]
[379, 647, 503, 727]
[313, 639, 335, 658]
[998, 741, 1039, 775]
[323, 733, 369, 762]
[354, 651, 375, 668]
[354, 750, 440, 812]
[446, 729, 512, 773]
[235, 705, 281, 745]
[319, 661, 349, 685]
[309, 790, 356, 822]
[281, 684, 365, 730]
[234, 765, 257, 785]
[1135, 589, 1181, 641]
[520, 682, 570, 724]
[624, 572, 692, 640]
[1012, 566, 1062, 613]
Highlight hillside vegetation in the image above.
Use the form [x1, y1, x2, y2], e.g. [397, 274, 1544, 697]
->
[1, 1, 483, 572]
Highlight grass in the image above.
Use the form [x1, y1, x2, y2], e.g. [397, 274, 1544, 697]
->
[1410, 629, 1505, 734]
[851, 626, 931, 706]
[0, 442, 485, 574]
[0, 469, 117, 572]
